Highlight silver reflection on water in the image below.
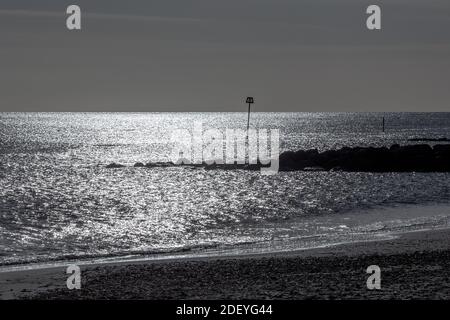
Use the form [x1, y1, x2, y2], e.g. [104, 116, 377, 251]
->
[1, 112, 450, 265]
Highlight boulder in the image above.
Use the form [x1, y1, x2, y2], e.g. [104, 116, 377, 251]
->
[110, 143, 450, 172]
[106, 162, 125, 168]
[434, 144, 450, 155]
[277, 144, 447, 172]
[133, 162, 145, 167]
[396, 144, 433, 156]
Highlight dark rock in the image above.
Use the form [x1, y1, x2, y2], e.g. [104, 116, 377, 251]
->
[390, 144, 400, 151]
[279, 151, 299, 170]
[145, 162, 175, 168]
[106, 162, 125, 169]
[434, 144, 450, 155]
[133, 162, 145, 167]
[279, 143, 447, 172]
[396, 144, 433, 156]
[114, 143, 450, 172]
[408, 137, 450, 142]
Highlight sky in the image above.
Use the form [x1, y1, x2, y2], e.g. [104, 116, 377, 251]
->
[0, 0, 450, 111]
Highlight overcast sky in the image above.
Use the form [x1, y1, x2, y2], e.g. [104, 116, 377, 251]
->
[1, 0, 449, 111]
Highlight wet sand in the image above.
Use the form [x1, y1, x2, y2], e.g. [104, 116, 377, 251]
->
[1, 228, 450, 300]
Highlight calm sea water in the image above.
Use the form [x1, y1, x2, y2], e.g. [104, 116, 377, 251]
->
[1, 112, 450, 266]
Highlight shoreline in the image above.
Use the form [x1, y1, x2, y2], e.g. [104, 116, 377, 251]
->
[2, 227, 450, 299]
[4, 201, 450, 274]
[0, 224, 440, 274]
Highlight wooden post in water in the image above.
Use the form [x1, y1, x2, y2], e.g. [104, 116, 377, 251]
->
[382, 116, 385, 133]
[245, 97, 254, 163]
[246, 97, 254, 133]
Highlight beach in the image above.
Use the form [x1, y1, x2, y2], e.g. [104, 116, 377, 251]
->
[1, 228, 450, 300]
[1, 113, 450, 300]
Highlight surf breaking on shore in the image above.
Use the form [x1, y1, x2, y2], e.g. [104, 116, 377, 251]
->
[2, 228, 450, 300]
[2, 202, 450, 275]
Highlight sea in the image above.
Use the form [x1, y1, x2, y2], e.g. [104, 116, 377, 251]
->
[1, 112, 450, 268]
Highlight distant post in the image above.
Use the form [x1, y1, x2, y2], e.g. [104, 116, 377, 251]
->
[245, 97, 254, 133]
[382, 116, 385, 133]
[245, 97, 254, 164]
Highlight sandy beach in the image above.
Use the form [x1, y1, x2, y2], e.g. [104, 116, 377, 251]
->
[1, 228, 450, 300]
